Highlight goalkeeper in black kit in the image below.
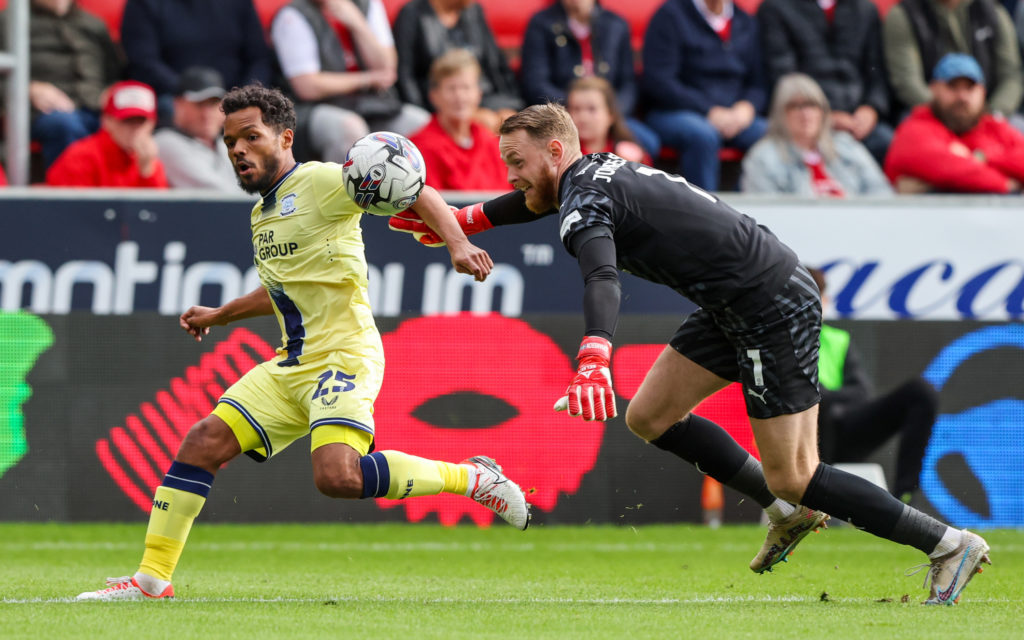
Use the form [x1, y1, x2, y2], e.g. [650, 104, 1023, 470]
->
[394, 103, 990, 604]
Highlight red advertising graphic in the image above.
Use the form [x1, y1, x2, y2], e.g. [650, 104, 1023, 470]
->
[614, 345, 759, 458]
[373, 315, 599, 526]
[97, 328, 277, 511]
[97, 317, 758, 524]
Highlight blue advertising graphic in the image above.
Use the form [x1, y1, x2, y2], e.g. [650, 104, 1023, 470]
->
[922, 325, 1024, 528]
[6, 194, 1024, 319]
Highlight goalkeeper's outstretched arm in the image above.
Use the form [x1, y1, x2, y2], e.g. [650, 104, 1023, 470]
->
[399, 188, 556, 245]
[410, 186, 494, 281]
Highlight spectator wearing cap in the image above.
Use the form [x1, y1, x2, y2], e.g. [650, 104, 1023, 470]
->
[884, 53, 1024, 193]
[0, 0, 123, 168]
[46, 80, 169, 188]
[883, 0, 1022, 118]
[154, 67, 243, 193]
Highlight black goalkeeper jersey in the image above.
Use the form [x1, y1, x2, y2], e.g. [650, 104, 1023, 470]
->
[554, 153, 798, 313]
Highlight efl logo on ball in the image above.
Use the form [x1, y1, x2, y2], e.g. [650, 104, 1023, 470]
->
[343, 131, 427, 216]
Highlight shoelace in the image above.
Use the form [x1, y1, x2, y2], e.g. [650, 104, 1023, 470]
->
[904, 562, 937, 590]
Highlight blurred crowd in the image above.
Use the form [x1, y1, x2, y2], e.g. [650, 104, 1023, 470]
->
[3, 0, 1024, 195]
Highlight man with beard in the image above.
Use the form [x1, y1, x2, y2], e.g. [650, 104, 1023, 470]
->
[885, 53, 1024, 193]
[76, 84, 530, 601]
[390, 103, 992, 604]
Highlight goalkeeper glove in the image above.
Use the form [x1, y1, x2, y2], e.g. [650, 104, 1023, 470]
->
[554, 336, 617, 421]
[388, 202, 492, 247]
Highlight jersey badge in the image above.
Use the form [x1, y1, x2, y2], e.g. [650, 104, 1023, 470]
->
[280, 193, 297, 216]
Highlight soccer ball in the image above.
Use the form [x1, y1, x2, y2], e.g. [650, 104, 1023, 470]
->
[342, 131, 426, 216]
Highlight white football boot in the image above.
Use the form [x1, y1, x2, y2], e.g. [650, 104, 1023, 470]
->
[750, 505, 830, 573]
[918, 530, 991, 605]
[76, 576, 174, 601]
[463, 456, 531, 530]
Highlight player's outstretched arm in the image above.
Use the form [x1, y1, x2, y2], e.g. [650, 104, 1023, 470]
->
[395, 186, 489, 247]
[391, 189, 546, 247]
[390, 203, 489, 248]
[409, 186, 493, 282]
[179, 287, 274, 342]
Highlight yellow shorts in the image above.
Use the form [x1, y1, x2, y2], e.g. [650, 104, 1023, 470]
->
[212, 349, 384, 461]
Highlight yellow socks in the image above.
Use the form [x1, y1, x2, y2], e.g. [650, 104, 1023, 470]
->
[138, 462, 213, 583]
[359, 451, 470, 498]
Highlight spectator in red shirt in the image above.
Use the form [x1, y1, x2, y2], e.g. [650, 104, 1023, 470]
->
[885, 53, 1024, 194]
[46, 80, 169, 188]
[410, 48, 509, 191]
[567, 76, 649, 164]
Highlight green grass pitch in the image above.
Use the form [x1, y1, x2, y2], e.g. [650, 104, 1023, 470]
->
[1, 522, 1021, 639]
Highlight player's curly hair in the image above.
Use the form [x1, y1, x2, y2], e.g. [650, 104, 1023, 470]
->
[221, 83, 296, 134]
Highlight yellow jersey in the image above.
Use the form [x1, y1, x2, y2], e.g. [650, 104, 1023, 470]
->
[250, 161, 381, 365]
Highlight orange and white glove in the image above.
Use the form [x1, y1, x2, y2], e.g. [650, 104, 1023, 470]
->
[387, 202, 492, 247]
[554, 336, 617, 421]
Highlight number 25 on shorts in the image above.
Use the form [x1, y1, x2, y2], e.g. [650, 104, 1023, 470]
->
[312, 369, 356, 400]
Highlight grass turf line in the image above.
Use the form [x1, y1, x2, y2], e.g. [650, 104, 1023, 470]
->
[1, 523, 1021, 639]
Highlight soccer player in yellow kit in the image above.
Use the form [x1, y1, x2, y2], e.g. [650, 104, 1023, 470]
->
[77, 85, 530, 601]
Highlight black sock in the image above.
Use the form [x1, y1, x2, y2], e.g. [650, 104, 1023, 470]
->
[650, 414, 777, 509]
[800, 463, 945, 554]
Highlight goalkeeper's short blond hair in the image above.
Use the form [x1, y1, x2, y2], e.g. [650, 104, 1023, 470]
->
[499, 103, 581, 154]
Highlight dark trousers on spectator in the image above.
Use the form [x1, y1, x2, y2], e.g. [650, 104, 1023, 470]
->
[859, 121, 894, 167]
[820, 377, 939, 498]
[646, 109, 767, 191]
[31, 109, 100, 168]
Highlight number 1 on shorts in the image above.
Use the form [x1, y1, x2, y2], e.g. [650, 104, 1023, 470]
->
[746, 349, 764, 387]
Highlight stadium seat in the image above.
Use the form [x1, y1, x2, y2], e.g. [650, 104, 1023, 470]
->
[254, 0, 291, 29]
[77, 0, 127, 41]
[251, 0, 902, 67]
[655, 146, 745, 190]
[602, 0, 664, 52]
[0, 0, 905, 40]
[0, 0, 126, 40]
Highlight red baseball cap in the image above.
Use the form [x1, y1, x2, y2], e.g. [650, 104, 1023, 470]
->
[103, 81, 158, 120]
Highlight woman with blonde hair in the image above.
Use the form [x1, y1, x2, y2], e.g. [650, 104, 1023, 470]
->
[741, 73, 891, 196]
[567, 76, 649, 163]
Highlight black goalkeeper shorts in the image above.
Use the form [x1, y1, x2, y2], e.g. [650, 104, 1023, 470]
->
[669, 265, 822, 420]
